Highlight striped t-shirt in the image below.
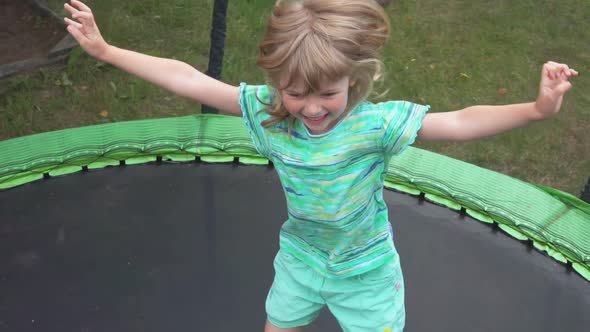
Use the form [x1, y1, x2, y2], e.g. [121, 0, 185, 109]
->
[239, 83, 429, 279]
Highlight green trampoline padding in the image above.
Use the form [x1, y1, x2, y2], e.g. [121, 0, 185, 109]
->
[1, 114, 589, 281]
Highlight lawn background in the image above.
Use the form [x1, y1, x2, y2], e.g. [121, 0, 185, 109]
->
[0, 0, 588, 196]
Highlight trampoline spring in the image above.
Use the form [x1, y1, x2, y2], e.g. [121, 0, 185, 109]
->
[459, 207, 467, 219]
[491, 222, 501, 233]
[581, 177, 590, 203]
[565, 260, 575, 274]
[418, 192, 426, 204]
[525, 240, 534, 252]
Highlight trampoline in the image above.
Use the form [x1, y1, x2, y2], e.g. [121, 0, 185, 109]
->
[0, 115, 589, 331]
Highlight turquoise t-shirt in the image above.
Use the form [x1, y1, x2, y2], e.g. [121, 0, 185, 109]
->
[239, 83, 429, 279]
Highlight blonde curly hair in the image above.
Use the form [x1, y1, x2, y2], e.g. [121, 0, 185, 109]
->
[256, 0, 391, 128]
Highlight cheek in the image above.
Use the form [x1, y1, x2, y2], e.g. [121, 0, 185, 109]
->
[283, 99, 302, 115]
[325, 96, 348, 112]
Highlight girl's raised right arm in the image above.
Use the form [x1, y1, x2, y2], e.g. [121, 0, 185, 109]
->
[63, 0, 241, 116]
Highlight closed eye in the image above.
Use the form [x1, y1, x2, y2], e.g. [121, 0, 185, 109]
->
[321, 92, 338, 97]
[286, 92, 303, 98]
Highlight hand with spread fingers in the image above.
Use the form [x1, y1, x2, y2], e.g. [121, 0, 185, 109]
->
[534, 61, 578, 119]
[63, 0, 109, 60]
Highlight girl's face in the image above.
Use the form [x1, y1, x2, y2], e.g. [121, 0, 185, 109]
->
[280, 77, 353, 135]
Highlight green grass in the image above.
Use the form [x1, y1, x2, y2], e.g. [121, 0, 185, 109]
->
[0, 0, 588, 196]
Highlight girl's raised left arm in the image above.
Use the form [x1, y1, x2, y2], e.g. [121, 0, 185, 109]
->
[418, 61, 578, 142]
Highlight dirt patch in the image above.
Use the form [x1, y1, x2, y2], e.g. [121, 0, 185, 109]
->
[0, 0, 67, 65]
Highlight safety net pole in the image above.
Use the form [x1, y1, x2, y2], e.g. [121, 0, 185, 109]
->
[202, 0, 229, 114]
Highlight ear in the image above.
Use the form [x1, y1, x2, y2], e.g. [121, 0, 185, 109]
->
[349, 79, 357, 87]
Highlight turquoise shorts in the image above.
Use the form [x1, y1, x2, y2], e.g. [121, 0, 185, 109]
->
[266, 249, 405, 331]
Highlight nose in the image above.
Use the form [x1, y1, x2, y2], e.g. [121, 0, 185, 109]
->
[304, 99, 322, 116]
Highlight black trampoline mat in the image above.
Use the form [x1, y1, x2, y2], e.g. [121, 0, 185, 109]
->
[0, 162, 588, 331]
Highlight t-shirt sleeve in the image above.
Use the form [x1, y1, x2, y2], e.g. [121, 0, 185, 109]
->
[238, 82, 273, 158]
[380, 100, 429, 157]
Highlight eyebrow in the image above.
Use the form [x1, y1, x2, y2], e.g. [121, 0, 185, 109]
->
[284, 89, 304, 94]
[284, 87, 339, 94]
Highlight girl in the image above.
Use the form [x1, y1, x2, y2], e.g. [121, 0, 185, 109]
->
[64, 0, 577, 331]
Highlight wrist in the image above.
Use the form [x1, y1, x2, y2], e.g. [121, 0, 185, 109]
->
[530, 101, 548, 121]
[96, 44, 113, 63]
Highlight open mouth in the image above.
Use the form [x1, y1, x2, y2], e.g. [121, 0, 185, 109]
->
[303, 114, 328, 125]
